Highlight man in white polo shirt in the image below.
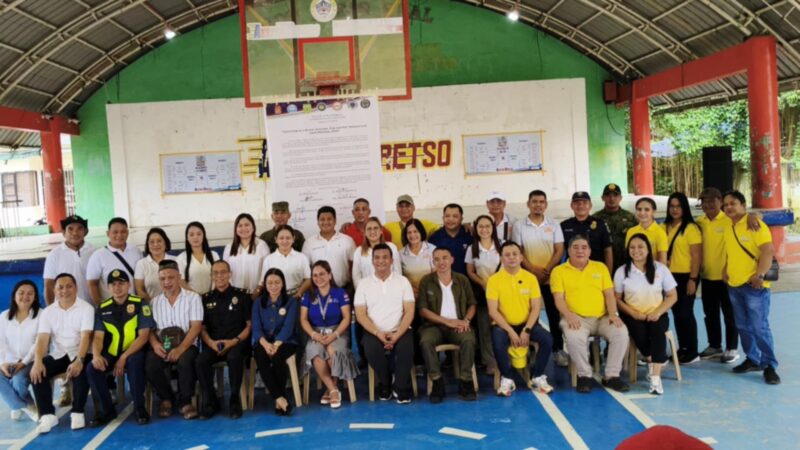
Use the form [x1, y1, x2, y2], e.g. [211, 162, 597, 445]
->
[144, 260, 203, 420]
[510, 189, 567, 366]
[87, 217, 142, 305]
[43, 215, 96, 305]
[303, 206, 356, 289]
[486, 191, 515, 242]
[30, 273, 95, 433]
[355, 243, 416, 404]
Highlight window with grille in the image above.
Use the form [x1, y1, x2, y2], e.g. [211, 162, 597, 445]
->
[1, 171, 39, 207]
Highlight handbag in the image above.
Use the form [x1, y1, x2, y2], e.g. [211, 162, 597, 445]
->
[159, 326, 186, 351]
[731, 226, 779, 281]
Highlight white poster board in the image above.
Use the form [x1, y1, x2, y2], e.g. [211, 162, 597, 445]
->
[463, 131, 543, 175]
[160, 151, 242, 195]
[265, 97, 385, 236]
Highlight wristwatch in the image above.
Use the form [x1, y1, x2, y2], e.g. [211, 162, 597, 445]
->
[522, 327, 531, 334]
[757, 273, 766, 280]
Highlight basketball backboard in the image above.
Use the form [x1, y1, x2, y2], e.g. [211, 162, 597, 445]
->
[239, 0, 411, 107]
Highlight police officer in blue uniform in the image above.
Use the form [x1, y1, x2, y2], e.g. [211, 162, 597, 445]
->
[560, 191, 613, 272]
[86, 270, 155, 425]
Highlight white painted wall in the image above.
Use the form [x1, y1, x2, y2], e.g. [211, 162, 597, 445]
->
[107, 79, 589, 227]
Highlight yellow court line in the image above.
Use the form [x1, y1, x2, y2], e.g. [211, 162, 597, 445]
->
[358, 0, 402, 62]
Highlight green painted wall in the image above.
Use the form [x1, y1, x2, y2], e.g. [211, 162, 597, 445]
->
[71, 0, 627, 224]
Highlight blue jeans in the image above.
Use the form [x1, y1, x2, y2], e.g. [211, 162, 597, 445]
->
[728, 284, 778, 369]
[0, 363, 33, 410]
[492, 324, 552, 378]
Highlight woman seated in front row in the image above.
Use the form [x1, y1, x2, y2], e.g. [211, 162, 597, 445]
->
[300, 261, 359, 409]
[252, 268, 298, 416]
[613, 233, 678, 395]
[0, 280, 41, 421]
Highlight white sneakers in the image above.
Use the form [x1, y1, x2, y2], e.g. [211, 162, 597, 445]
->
[70, 412, 85, 430]
[10, 409, 23, 420]
[22, 404, 38, 422]
[721, 349, 740, 364]
[530, 375, 554, 394]
[36, 414, 59, 434]
[649, 375, 664, 395]
[497, 377, 516, 397]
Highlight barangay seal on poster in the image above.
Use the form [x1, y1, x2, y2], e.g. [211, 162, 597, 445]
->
[310, 0, 337, 22]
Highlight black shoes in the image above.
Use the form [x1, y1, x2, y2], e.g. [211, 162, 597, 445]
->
[135, 408, 150, 425]
[733, 359, 762, 374]
[576, 376, 593, 393]
[602, 376, 630, 392]
[378, 384, 392, 401]
[89, 410, 117, 427]
[458, 380, 477, 401]
[229, 397, 243, 419]
[764, 366, 781, 385]
[429, 378, 445, 404]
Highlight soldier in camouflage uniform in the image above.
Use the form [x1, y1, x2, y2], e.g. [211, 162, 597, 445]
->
[594, 183, 636, 272]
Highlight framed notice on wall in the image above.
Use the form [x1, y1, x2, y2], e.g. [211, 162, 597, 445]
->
[160, 151, 243, 195]
[462, 131, 544, 175]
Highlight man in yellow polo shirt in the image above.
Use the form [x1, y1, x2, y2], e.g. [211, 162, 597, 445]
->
[722, 190, 780, 385]
[385, 195, 440, 249]
[551, 235, 629, 393]
[486, 242, 553, 397]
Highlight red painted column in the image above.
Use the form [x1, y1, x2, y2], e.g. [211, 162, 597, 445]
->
[746, 36, 785, 256]
[630, 89, 654, 195]
[39, 124, 67, 233]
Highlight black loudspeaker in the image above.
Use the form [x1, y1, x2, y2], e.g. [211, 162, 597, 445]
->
[702, 146, 734, 193]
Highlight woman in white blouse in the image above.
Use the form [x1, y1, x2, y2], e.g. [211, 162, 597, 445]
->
[224, 213, 270, 295]
[134, 227, 178, 300]
[0, 280, 41, 421]
[614, 233, 678, 395]
[465, 215, 502, 374]
[177, 222, 219, 295]
[351, 217, 401, 289]
[398, 218, 435, 296]
[260, 225, 311, 299]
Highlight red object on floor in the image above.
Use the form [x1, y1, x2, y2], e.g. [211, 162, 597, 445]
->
[616, 425, 713, 450]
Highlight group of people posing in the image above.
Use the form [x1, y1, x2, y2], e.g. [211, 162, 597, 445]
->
[0, 184, 780, 433]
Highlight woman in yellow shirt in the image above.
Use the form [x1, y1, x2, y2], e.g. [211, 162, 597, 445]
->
[662, 192, 703, 365]
[625, 198, 668, 264]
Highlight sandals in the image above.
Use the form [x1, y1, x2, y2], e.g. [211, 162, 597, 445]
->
[320, 392, 331, 405]
[158, 400, 173, 418]
[329, 389, 342, 409]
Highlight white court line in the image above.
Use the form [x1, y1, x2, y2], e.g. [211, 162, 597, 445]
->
[82, 403, 135, 450]
[185, 446, 210, 450]
[349, 423, 395, 430]
[522, 447, 539, 450]
[438, 427, 486, 440]
[0, 439, 19, 445]
[8, 406, 70, 450]
[625, 393, 659, 400]
[594, 375, 657, 428]
[531, 391, 589, 450]
[700, 437, 718, 444]
[254, 426, 303, 438]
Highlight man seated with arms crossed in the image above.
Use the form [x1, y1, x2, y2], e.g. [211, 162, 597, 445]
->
[488, 242, 554, 396]
[354, 243, 416, 404]
[196, 260, 252, 419]
[86, 270, 154, 426]
[145, 260, 203, 420]
[551, 235, 629, 393]
[417, 247, 478, 403]
[30, 273, 95, 433]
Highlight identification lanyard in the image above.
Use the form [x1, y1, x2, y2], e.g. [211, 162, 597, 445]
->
[316, 291, 333, 322]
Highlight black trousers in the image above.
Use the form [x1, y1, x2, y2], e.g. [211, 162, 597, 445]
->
[31, 354, 91, 416]
[361, 332, 414, 396]
[253, 343, 297, 401]
[86, 351, 146, 415]
[671, 274, 698, 358]
[195, 342, 249, 408]
[541, 284, 563, 351]
[144, 346, 198, 408]
[621, 312, 669, 364]
[701, 279, 739, 350]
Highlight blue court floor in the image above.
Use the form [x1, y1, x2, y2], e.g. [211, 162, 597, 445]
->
[2, 291, 798, 449]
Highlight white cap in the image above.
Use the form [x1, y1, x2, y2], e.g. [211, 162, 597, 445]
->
[487, 191, 506, 201]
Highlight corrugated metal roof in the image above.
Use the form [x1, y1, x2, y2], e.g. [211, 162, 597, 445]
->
[3, 0, 800, 148]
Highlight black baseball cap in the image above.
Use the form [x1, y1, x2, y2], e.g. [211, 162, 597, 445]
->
[571, 191, 591, 202]
[107, 269, 130, 284]
[602, 183, 622, 196]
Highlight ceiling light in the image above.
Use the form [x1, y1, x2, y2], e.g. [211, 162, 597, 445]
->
[507, 8, 519, 21]
[164, 28, 176, 40]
